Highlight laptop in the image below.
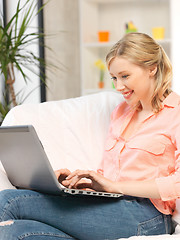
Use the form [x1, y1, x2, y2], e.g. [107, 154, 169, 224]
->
[0, 125, 122, 198]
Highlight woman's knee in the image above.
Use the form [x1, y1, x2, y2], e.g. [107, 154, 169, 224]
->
[0, 189, 19, 221]
[0, 189, 25, 209]
[0, 189, 41, 205]
[0, 220, 74, 240]
[0, 189, 17, 209]
[0, 189, 39, 222]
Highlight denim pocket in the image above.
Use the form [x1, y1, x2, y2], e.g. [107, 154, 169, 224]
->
[137, 214, 165, 236]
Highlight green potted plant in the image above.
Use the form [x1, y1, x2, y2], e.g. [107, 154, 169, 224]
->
[0, 0, 46, 122]
[94, 59, 106, 89]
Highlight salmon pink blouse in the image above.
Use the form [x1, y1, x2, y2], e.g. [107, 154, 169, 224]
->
[98, 92, 180, 215]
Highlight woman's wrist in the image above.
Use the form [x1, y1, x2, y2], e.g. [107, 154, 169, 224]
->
[108, 181, 124, 194]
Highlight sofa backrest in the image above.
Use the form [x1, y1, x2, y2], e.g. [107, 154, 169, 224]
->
[2, 91, 123, 171]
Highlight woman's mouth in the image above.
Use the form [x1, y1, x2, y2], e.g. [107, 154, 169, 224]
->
[122, 90, 134, 99]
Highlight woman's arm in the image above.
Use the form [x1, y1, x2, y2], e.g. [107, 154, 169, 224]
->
[114, 179, 161, 199]
[64, 169, 161, 199]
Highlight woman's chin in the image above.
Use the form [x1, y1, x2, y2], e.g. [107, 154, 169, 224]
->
[125, 98, 138, 108]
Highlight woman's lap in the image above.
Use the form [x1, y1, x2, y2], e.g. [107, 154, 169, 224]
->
[0, 189, 173, 240]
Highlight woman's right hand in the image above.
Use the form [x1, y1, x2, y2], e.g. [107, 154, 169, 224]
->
[55, 168, 92, 190]
[55, 168, 71, 187]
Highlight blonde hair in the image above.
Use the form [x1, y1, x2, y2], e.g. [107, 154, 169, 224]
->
[106, 32, 172, 112]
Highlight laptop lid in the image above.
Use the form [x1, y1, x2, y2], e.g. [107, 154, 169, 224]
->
[0, 125, 65, 195]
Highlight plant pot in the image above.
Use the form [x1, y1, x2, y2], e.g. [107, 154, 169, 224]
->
[98, 82, 104, 89]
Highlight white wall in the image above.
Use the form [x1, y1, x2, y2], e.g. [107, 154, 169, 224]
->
[6, 0, 40, 104]
[43, 0, 80, 101]
[171, 0, 180, 94]
[0, 0, 4, 104]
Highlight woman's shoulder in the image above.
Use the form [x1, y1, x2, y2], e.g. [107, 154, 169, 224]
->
[163, 91, 180, 108]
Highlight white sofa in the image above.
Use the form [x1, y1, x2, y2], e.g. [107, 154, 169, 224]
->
[0, 91, 180, 240]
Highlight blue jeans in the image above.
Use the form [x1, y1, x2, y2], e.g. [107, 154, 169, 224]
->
[0, 189, 173, 240]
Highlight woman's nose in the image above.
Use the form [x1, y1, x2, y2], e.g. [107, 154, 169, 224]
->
[116, 79, 125, 91]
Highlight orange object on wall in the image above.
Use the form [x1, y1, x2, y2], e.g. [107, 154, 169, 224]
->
[98, 31, 109, 42]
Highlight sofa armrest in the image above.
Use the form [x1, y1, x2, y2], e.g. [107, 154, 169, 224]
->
[0, 163, 15, 191]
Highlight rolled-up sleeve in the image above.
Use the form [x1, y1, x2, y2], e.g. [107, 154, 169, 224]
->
[156, 124, 180, 201]
[156, 175, 180, 201]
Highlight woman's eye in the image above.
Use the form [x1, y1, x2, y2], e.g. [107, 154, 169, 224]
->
[111, 77, 117, 81]
[122, 75, 129, 79]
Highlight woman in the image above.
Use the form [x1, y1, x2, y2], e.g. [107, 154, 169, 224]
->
[0, 32, 178, 239]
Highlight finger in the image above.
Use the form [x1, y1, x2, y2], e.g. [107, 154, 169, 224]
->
[66, 170, 95, 181]
[65, 170, 97, 189]
[55, 169, 71, 183]
[62, 178, 91, 188]
[56, 168, 71, 175]
[55, 169, 65, 177]
[69, 175, 92, 189]
[63, 177, 79, 189]
[61, 180, 71, 187]
[58, 173, 69, 183]
[75, 182, 92, 189]
[60, 168, 71, 175]
[65, 169, 82, 180]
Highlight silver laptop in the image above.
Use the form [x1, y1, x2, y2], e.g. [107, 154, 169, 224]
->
[0, 125, 122, 198]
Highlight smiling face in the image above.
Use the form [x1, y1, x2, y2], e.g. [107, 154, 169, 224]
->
[109, 57, 156, 110]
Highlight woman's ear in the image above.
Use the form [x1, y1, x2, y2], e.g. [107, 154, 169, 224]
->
[149, 65, 157, 77]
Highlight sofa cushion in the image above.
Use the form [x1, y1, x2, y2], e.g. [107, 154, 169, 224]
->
[1, 91, 122, 171]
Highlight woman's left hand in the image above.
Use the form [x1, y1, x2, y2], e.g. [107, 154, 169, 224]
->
[62, 169, 115, 192]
